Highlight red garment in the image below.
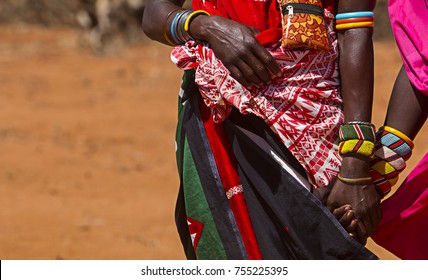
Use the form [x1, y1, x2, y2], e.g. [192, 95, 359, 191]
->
[192, 0, 336, 47]
[373, 153, 428, 259]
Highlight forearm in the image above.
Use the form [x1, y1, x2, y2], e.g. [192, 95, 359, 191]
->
[142, 0, 186, 45]
[385, 66, 428, 140]
[337, 0, 376, 175]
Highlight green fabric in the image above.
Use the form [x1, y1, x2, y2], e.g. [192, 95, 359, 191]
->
[175, 74, 227, 259]
[181, 139, 227, 259]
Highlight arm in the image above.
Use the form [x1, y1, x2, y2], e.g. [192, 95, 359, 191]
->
[326, 0, 381, 245]
[385, 66, 428, 139]
[141, 0, 281, 89]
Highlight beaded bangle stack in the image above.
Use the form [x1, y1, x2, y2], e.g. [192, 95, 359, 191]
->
[337, 121, 376, 185]
[369, 126, 414, 196]
[163, 9, 210, 45]
[335, 11, 374, 30]
[338, 121, 376, 158]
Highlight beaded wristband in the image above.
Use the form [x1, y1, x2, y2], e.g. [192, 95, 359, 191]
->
[372, 145, 406, 172]
[336, 21, 374, 30]
[376, 129, 413, 160]
[382, 126, 414, 149]
[369, 169, 395, 195]
[335, 11, 374, 20]
[184, 10, 210, 32]
[371, 160, 399, 180]
[339, 123, 376, 142]
[338, 139, 375, 157]
[337, 174, 372, 185]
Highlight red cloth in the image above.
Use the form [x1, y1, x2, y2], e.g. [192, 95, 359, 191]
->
[192, 0, 282, 46]
[200, 103, 263, 260]
[372, 153, 428, 259]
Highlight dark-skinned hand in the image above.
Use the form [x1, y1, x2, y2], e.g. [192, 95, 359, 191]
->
[189, 15, 282, 89]
[326, 179, 382, 245]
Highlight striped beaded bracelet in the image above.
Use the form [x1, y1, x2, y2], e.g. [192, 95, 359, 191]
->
[369, 126, 414, 196]
[338, 122, 376, 157]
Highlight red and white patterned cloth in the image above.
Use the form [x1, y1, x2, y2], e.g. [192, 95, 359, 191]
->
[171, 14, 343, 188]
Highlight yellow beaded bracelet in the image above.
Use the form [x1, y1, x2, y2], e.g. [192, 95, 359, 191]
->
[184, 10, 210, 32]
[336, 21, 374, 30]
[338, 139, 375, 157]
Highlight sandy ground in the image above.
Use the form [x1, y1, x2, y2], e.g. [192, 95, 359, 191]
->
[0, 24, 426, 260]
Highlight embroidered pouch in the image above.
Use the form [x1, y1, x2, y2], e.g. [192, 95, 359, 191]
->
[278, 0, 329, 51]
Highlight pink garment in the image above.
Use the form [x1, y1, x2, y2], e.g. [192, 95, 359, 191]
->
[388, 0, 428, 95]
[171, 6, 344, 188]
[372, 153, 428, 259]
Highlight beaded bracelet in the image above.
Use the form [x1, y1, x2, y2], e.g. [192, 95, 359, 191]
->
[338, 139, 375, 157]
[371, 160, 399, 180]
[376, 129, 413, 160]
[339, 122, 376, 142]
[382, 126, 414, 149]
[372, 145, 406, 172]
[369, 168, 398, 195]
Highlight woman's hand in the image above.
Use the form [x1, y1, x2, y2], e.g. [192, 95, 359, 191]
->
[326, 157, 382, 245]
[189, 15, 282, 89]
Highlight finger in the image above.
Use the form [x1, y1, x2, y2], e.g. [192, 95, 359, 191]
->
[252, 45, 282, 77]
[332, 204, 351, 219]
[236, 60, 264, 86]
[355, 220, 368, 245]
[349, 232, 357, 240]
[225, 64, 253, 89]
[244, 57, 273, 84]
[346, 218, 358, 233]
[339, 210, 355, 229]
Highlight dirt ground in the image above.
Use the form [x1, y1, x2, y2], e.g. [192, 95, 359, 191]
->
[0, 24, 426, 260]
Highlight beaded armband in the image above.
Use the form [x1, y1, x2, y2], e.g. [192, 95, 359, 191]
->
[369, 126, 414, 196]
[338, 122, 376, 158]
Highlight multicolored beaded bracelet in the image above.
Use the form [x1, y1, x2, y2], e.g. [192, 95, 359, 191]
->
[339, 122, 376, 143]
[338, 139, 375, 157]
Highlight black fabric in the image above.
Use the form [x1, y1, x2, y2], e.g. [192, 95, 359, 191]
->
[224, 118, 378, 260]
[175, 71, 248, 259]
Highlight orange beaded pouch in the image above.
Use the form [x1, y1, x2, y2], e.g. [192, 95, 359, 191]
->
[278, 0, 329, 51]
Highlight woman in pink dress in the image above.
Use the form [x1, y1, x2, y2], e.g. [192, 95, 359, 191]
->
[371, 0, 428, 260]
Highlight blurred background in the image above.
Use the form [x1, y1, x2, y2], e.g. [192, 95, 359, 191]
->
[0, 0, 426, 260]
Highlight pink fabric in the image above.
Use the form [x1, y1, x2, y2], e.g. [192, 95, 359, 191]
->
[388, 0, 428, 95]
[171, 6, 344, 188]
[372, 153, 428, 259]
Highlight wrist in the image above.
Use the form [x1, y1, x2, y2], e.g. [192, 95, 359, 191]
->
[340, 155, 370, 178]
[187, 13, 211, 41]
